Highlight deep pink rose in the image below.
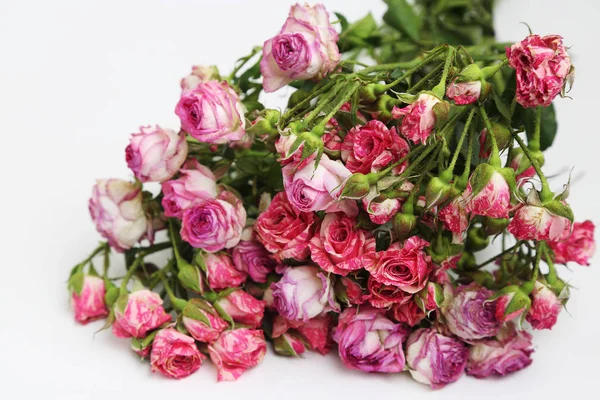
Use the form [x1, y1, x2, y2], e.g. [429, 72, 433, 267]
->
[308, 212, 376, 275]
[366, 276, 412, 309]
[464, 171, 511, 218]
[182, 299, 229, 343]
[272, 314, 333, 355]
[272, 265, 339, 322]
[71, 276, 108, 324]
[443, 284, 500, 340]
[446, 79, 482, 105]
[112, 290, 172, 339]
[260, 4, 340, 92]
[180, 65, 220, 91]
[390, 301, 426, 326]
[508, 204, 571, 242]
[439, 195, 469, 234]
[405, 328, 468, 389]
[254, 192, 317, 262]
[125, 125, 187, 183]
[392, 93, 441, 144]
[150, 328, 204, 379]
[208, 329, 267, 381]
[214, 290, 266, 329]
[175, 80, 245, 144]
[333, 307, 409, 373]
[509, 149, 536, 185]
[89, 179, 149, 252]
[180, 191, 246, 252]
[506, 34, 572, 108]
[203, 252, 247, 290]
[549, 220, 596, 265]
[161, 160, 217, 218]
[466, 323, 533, 378]
[338, 275, 369, 305]
[232, 240, 276, 283]
[494, 291, 528, 323]
[526, 282, 561, 330]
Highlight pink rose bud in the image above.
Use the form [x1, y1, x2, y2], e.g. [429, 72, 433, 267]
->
[260, 4, 340, 92]
[366, 275, 412, 309]
[150, 328, 204, 379]
[254, 192, 317, 262]
[112, 289, 172, 339]
[392, 93, 441, 144]
[89, 179, 149, 252]
[161, 160, 217, 218]
[231, 240, 276, 283]
[180, 191, 246, 253]
[208, 329, 267, 382]
[508, 201, 572, 242]
[446, 79, 482, 105]
[362, 180, 411, 224]
[272, 265, 339, 322]
[405, 328, 469, 389]
[308, 212, 376, 275]
[464, 165, 512, 219]
[214, 290, 266, 329]
[282, 153, 352, 213]
[296, 314, 333, 355]
[125, 125, 188, 183]
[341, 120, 410, 175]
[182, 298, 229, 342]
[494, 286, 531, 323]
[273, 332, 307, 357]
[442, 284, 500, 340]
[506, 34, 572, 108]
[71, 275, 108, 324]
[175, 80, 246, 144]
[131, 335, 153, 359]
[466, 322, 533, 378]
[390, 301, 426, 326]
[203, 252, 247, 290]
[549, 220, 596, 266]
[333, 307, 409, 373]
[336, 275, 368, 306]
[180, 65, 220, 91]
[439, 195, 469, 235]
[526, 281, 562, 330]
[508, 148, 536, 185]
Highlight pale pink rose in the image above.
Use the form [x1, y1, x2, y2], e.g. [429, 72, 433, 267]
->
[272, 265, 339, 322]
[308, 212, 376, 275]
[362, 197, 402, 225]
[333, 307, 409, 373]
[89, 179, 149, 252]
[443, 284, 500, 340]
[180, 191, 246, 252]
[282, 153, 352, 213]
[549, 220, 596, 266]
[214, 290, 266, 329]
[466, 323, 533, 378]
[260, 4, 340, 92]
[366, 276, 412, 309]
[125, 125, 188, 183]
[180, 65, 220, 91]
[526, 282, 561, 330]
[390, 301, 426, 326]
[464, 171, 511, 218]
[446, 79, 481, 105]
[175, 80, 245, 144]
[508, 204, 571, 242]
[392, 93, 441, 144]
[254, 192, 317, 262]
[150, 328, 204, 379]
[204, 252, 247, 290]
[161, 160, 217, 218]
[506, 34, 572, 108]
[439, 195, 469, 234]
[231, 240, 276, 283]
[182, 299, 229, 343]
[112, 290, 172, 339]
[208, 329, 267, 381]
[71, 275, 108, 324]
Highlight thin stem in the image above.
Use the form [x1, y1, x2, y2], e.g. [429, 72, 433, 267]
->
[407, 62, 444, 94]
[102, 245, 110, 279]
[369, 145, 427, 183]
[303, 80, 346, 125]
[432, 46, 455, 97]
[437, 107, 470, 140]
[512, 133, 553, 201]
[478, 106, 501, 168]
[79, 242, 108, 268]
[159, 272, 186, 312]
[281, 79, 336, 123]
[476, 242, 522, 269]
[529, 106, 542, 152]
[382, 47, 447, 90]
[543, 246, 558, 284]
[228, 46, 261, 81]
[168, 219, 184, 265]
[446, 108, 476, 175]
[522, 242, 542, 294]
[120, 257, 143, 292]
[310, 81, 361, 128]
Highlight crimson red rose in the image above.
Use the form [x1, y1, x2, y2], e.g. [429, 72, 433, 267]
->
[366, 276, 413, 308]
[390, 301, 426, 326]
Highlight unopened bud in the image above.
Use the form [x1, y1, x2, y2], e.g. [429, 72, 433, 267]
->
[466, 226, 489, 252]
[482, 217, 509, 235]
[340, 173, 371, 199]
[273, 332, 307, 357]
[393, 211, 416, 240]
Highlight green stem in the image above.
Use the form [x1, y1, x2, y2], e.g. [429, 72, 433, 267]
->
[522, 243, 542, 294]
[102, 245, 110, 279]
[303, 80, 345, 125]
[476, 242, 522, 269]
[432, 46, 455, 98]
[456, 125, 475, 189]
[159, 272, 186, 312]
[368, 145, 427, 183]
[543, 246, 558, 284]
[120, 257, 143, 293]
[477, 106, 501, 168]
[168, 219, 184, 266]
[512, 133, 553, 201]
[281, 79, 336, 124]
[437, 107, 470, 140]
[79, 242, 108, 269]
[481, 59, 509, 79]
[310, 81, 361, 128]
[407, 62, 444, 94]
[228, 46, 261, 81]
[382, 47, 447, 90]
[444, 108, 475, 177]
[529, 106, 542, 152]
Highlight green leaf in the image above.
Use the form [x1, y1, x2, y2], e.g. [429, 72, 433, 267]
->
[383, 0, 421, 43]
[334, 12, 349, 32]
[235, 157, 262, 175]
[493, 91, 511, 121]
[345, 13, 377, 39]
[524, 104, 557, 151]
[68, 272, 84, 295]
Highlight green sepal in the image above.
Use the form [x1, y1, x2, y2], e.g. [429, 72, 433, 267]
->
[456, 64, 483, 82]
[340, 173, 371, 199]
[114, 293, 129, 315]
[468, 163, 496, 197]
[182, 299, 214, 326]
[466, 226, 490, 252]
[68, 271, 85, 296]
[104, 282, 120, 309]
[273, 333, 306, 357]
[432, 101, 450, 129]
[177, 263, 205, 294]
[424, 176, 454, 209]
[543, 199, 574, 222]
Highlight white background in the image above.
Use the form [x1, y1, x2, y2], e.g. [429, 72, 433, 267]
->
[1, 0, 599, 398]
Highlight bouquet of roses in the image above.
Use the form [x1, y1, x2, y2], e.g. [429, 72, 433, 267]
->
[67, 0, 596, 388]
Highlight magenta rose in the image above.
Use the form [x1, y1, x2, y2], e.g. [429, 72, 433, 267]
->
[549, 220, 596, 265]
[405, 328, 469, 388]
[446, 79, 482, 105]
[439, 195, 469, 235]
[272, 314, 333, 356]
[333, 307, 409, 373]
[180, 65, 220, 91]
[272, 265, 339, 322]
[254, 192, 316, 262]
[526, 281, 561, 330]
[506, 34, 572, 108]
[466, 323, 533, 378]
[182, 298, 229, 343]
[366, 276, 412, 309]
[231, 240, 276, 283]
[208, 329, 267, 382]
[392, 93, 441, 144]
[308, 212, 376, 275]
[125, 125, 188, 183]
[175, 80, 245, 144]
[71, 275, 108, 324]
[443, 284, 500, 340]
[150, 328, 204, 379]
[112, 289, 172, 339]
[161, 160, 217, 218]
[260, 4, 340, 92]
[180, 191, 246, 252]
[464, 171, 511, 218]
[508, 203, 571, 242]
[203, 252, 247, 290]
[89, 179, 149, 252]
[214, 290, 266, 329]
[390, 301, 426, 326]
